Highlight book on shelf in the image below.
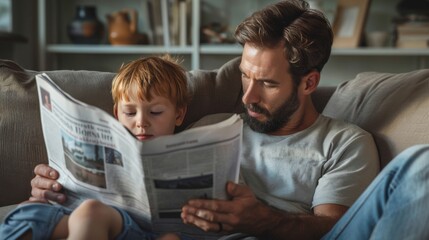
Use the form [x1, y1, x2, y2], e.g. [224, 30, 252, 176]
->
[169, 0, 180, 46]
[396, 33, 429, 48]
[397, 22, 429, 35]
[36, 73, 243, 237]
[160, 0, 171, 46]
[396, 38, 429, 48]
[179, 0, 188, 46]
[396, 21, 429, 48]
[147, 0, 164, 45]
[148, 0, 191, 46]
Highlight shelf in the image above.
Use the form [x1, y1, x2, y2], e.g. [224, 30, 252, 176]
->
[331, 47, 429, 56]
[203, 45, 429, 56]
[200, 44, 243, 54]
[47, 44, 429, 57]
[46, 44, 195, 54]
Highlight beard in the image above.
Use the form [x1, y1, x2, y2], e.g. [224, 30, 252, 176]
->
[243, 88, 299, 133]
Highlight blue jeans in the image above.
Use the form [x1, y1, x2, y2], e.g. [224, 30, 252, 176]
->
[323, 144, 429, 240]
[0, 203, 157, 240]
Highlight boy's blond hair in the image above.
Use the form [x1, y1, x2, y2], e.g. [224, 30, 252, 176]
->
[112, 55, 189, 109]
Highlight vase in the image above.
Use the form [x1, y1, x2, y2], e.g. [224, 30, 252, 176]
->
[106, 9, 149, 45]
[67, 5, 104, 44]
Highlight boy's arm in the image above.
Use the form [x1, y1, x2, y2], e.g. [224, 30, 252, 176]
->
[30, 164, 67, 203]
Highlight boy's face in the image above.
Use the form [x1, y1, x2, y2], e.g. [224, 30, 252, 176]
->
[114, 94, 186, 141]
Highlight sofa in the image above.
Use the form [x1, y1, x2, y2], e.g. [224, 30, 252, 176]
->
[1, 57, 429, 220]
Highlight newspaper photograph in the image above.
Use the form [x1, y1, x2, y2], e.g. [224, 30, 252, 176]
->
[36, 73, 243, 237]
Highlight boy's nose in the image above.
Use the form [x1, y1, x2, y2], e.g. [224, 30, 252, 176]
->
[137, 118, 150, 128]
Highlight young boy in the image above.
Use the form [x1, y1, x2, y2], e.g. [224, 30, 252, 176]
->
[0, 56, 189, 240]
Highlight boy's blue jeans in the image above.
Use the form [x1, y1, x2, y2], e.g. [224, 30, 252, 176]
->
[323, 144, 429, 240]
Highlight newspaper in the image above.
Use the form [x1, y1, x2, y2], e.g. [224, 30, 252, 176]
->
[36, 73, 243, 238]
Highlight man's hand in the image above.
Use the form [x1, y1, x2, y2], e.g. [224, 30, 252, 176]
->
[29, 164, 66, 203]
[181, 181, 273, 235]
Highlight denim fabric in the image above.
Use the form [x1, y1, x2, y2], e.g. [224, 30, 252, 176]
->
[0, 203, 72, 239]
[323, 144, 429, 240]
[0, 203, 157, 240]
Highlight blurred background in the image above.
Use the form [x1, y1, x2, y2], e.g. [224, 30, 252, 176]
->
[1, 0, 428, 86]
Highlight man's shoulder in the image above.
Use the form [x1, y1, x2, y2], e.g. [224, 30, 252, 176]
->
[319, 114, 371, 136]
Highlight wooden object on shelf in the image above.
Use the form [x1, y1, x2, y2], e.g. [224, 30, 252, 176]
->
[332, 0, 371, 48]
[106, 9, 149, 45]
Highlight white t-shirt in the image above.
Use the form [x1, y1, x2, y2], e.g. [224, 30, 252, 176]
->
[192, 113, 380, 214]
[241, 114, 379, 213]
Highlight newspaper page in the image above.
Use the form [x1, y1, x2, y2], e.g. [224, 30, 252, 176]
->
[36, 73, 242, 238]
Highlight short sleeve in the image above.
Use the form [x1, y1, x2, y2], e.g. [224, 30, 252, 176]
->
[313, 132, 380, 208]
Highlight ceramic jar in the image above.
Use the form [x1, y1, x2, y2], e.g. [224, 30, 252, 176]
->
[106, 9, 148, 45]
[67, 5, 104, 44]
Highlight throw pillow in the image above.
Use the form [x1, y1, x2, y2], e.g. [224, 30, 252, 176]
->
[323, 70, 429, 168]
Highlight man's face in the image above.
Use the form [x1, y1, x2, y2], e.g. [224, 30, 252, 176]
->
[240, 43, 300, 134]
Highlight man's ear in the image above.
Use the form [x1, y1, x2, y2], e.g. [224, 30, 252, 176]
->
[113, 104, 118, 119]
[175, 106, 187, 126]
[301, 70, 320, 94]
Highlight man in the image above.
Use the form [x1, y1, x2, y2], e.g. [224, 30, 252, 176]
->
[180, 0, 379, 238]
[30, 1, 380, 239]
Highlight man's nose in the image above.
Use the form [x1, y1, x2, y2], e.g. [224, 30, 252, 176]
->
[242, 80, 259, 105]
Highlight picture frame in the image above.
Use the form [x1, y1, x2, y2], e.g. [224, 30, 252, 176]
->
[332, 0, 371, 48]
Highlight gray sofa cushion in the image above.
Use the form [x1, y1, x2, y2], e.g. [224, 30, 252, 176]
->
[0, 60, 45, 206]
[323, 70, 429, 168]
[180, 57, 244, 131]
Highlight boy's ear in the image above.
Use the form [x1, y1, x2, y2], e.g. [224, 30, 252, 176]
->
[175, 106, 187, 126]
[113, 104, 118, 119]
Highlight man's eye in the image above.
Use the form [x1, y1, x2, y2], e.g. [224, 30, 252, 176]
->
[151, 111, 162, 115]
[263, 81, 276, 88]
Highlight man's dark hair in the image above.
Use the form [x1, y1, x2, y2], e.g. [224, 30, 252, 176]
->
[235, 0, 333, 85]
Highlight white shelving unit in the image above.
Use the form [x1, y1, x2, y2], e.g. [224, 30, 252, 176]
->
[38, 0, 202, 70]
[38, 0, 429, 85]
[331, 48, 429, 69]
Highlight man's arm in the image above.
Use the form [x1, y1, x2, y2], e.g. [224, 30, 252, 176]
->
[29, 164, 67, 203]
[181, 182, 347, 239]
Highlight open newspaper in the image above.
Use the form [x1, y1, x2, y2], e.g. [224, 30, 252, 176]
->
[36, 73, 243, 238]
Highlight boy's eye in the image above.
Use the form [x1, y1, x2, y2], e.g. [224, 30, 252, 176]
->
[151, 111, 163, 115]
[124, 112, 136, 116]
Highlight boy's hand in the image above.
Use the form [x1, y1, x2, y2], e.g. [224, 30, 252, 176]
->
[30, 164, 66, 203]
